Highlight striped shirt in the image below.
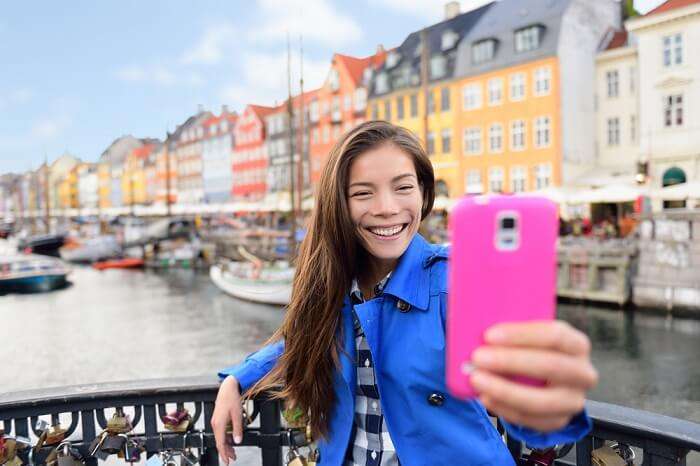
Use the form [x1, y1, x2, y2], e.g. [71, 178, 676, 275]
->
[344, 274, 400, 466]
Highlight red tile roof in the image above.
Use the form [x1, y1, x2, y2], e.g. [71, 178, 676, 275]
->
[249, 104, 277, 119]
[202, 115, 221, 127]
[646, 0, 700, 16]
[605, 29, 628, 50]
[131, 144, 155, 160]
[335, 49, 388, 86]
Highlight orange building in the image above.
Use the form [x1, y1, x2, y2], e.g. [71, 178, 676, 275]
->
[308, 49, 386, 186]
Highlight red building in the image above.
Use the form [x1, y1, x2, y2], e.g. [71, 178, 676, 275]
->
[232, 104, 276, 201]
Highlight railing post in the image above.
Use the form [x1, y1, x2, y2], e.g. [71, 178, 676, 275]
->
[258, 396, 283, 466]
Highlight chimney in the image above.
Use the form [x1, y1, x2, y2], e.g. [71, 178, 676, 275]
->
[376, 44, 385, 54]
[222, 105, 229, 115]
[445, 1, 460, 20]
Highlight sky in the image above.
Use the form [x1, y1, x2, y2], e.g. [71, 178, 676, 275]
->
[0, 0, 665, 174]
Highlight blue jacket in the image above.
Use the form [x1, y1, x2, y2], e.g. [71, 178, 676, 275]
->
[218, 234, 591, 465]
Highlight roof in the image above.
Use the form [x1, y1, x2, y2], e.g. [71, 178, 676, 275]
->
[336, 51, 386, 87]
[249, 104, 277, 119]
[605, 29, 629, 50]
[455, 0, 574, 79]
[130, 144, 156, 160]
[369, 2, 494, 96]
[646, 0, 700, 16]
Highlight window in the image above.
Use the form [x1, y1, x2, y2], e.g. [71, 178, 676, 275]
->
[410, 94, 418, 117]
[442, 30, 459, 51]
[322, 125, 330, 143]
[664, 94, 683, 127]
[515, 26, 541, 53]
[354, 88, 367, 111]
[630, 115, 636, 143]
[489, 123, 503, 153]
[344, 94, 352, 111]
[375, 73, 389, 94]
[488, 167, 504, 193]
[462, 83, 482, 110]
[511, 120, 526, 150]
[463, 127, 482, 155]
[465, 170, 483, 194]
[534, 163, 552, 189]
[488, 78, 503, 106]
[384, 100, 392, 120]
[663, 34, 683, 67]
[312, 128, 319, 144]
[629, 67, 636, 94]
[606, 70, 619, 98]
[397, 96, 405, 120]
[509, 73, 526, 101]
[534, 66, 551, 96]
[430, 55, 447, 79]
[427, 91, 435, 114]
[332, 125, 341, 140]
[441, 87, 450, 112]
[510, 166, 527, 193]
[534, 116, 551, 148]
[472, 39, 495, 64]
[441, 129, 452, 154]
[329, 69, 340, 91]
[426, 132, 435, 155]
[607, 117, 620, 146]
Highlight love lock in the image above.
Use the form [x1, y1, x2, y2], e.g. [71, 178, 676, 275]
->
[106, 410, 133, 435]
[162, 409, 192, 433]
[592, 443, 635, 466]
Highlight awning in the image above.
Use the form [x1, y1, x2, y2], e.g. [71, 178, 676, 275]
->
[567, 184, 643, 204]
[651, 181, 700, 200]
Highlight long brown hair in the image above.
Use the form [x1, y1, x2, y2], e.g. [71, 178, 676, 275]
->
[245, 120, 435, 439]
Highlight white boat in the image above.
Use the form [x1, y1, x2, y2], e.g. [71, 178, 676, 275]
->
[210, 260, 293, 306]
[0, 254, 71, 294]
[59, 235, 121, 263]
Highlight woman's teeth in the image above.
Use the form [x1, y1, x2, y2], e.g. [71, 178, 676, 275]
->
[369, 224, 405, 237]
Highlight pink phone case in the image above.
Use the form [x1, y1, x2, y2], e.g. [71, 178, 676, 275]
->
[446, 195, 557, 399]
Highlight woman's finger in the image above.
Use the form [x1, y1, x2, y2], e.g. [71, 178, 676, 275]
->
[484, 321, 591, 356]
[230, 406, 244, 445]
[472, 346, 598, 389]
[470, 369, 586, 417]
[480, 395, 571, 432]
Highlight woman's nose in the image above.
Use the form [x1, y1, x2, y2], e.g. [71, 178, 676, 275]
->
[371, 191, 400, 216]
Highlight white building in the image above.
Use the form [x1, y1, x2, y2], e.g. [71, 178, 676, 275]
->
[627, 0, 700, 192]
[594, 29, 640, 185]
[78, 164, 99, 209]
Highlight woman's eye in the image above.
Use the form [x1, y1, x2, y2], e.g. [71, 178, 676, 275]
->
[351, 191, 371, 197]
[398, 185, 414, 191]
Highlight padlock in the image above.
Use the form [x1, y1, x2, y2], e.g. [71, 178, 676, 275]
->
[0, 438, 17, 466]
[125, 438, 144, 463]
[56, 442, 82, 466]
[180, 432, 198, 466]
[591, 445, 628, 466]
[100, 434, 126, 455]
[44, 424, 67, 446]
[306, 447, 319, 466]
[286, 446, 307, 466]
[524, 447, 556, 466]
[106, 410, 133, 435]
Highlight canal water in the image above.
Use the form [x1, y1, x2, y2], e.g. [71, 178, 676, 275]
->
[1, 266, 699, 464]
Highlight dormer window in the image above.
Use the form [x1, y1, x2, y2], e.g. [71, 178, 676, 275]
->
[362, 68, 373, 86]
[375, 72, 389, 94]
[386, 51, 401, 69]
[515, 25, 543, 53]
[329, 69, 340, 91]
[472, 39, 496, 64]
[441, 30, 458, 51]
[430, 55, 447, 80]
[414, 42, 422, 58]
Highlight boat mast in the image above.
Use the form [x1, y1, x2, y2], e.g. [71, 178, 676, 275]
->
[420, 28, 429, 152]
[44, 154, 50, 234]
[297, 34, 305, 219]
[286, 32, 297, 256]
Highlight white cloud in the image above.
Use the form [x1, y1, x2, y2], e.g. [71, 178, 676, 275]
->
[181, 22, 236, 65]
[0, 88, 34, 110]
[116, 65, 203, 87]
[31, 114, 72, 140]
[219, 51, 330, 109]
[253, 0, 362, 47]
[375, 0, 492, 21]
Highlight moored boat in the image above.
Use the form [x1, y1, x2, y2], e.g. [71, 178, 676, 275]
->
[92, 257, 144, 270]
[17, 233, 66, 257]
[210, 260, 293, 305]
[0, 254, 71, 294]
[59, 235, 122, 263]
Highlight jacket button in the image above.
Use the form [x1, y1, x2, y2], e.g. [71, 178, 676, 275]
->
[427, 393, 444, 407]
[396, 299, 411, 312]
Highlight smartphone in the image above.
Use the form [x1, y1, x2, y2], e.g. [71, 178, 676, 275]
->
[446, 195, 558, 399]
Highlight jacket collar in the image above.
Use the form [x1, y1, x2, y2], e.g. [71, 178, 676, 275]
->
[381, 233, 433, 311]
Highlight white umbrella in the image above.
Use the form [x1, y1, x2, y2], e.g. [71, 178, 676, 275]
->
[568, 184, 643, 204]
[651, 181, 700, 201]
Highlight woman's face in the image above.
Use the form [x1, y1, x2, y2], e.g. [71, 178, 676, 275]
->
[347, 143, 423, 269]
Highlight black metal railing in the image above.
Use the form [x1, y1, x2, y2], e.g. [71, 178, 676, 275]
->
[1, 376, 698, 466]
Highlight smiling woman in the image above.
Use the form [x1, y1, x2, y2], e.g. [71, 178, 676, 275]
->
[212, 121, 597, 466]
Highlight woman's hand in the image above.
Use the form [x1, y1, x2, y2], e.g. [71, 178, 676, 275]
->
[470, 320, 598, 432]
[211, 375, 245, 464]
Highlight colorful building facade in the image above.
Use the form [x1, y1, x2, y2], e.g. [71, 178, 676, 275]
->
[232, 104, 275, 201]
[201, 108, 237, 203]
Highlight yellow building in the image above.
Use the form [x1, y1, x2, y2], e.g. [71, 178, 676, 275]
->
[453, 57, 561, 195]
[122, 144, 156, 206]
[367, 0, 618, 198]
[58, 167, 79, 209]
[98, 162, 111, 208]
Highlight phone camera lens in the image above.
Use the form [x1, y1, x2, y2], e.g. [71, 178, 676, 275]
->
[501, 217, 516, 230]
